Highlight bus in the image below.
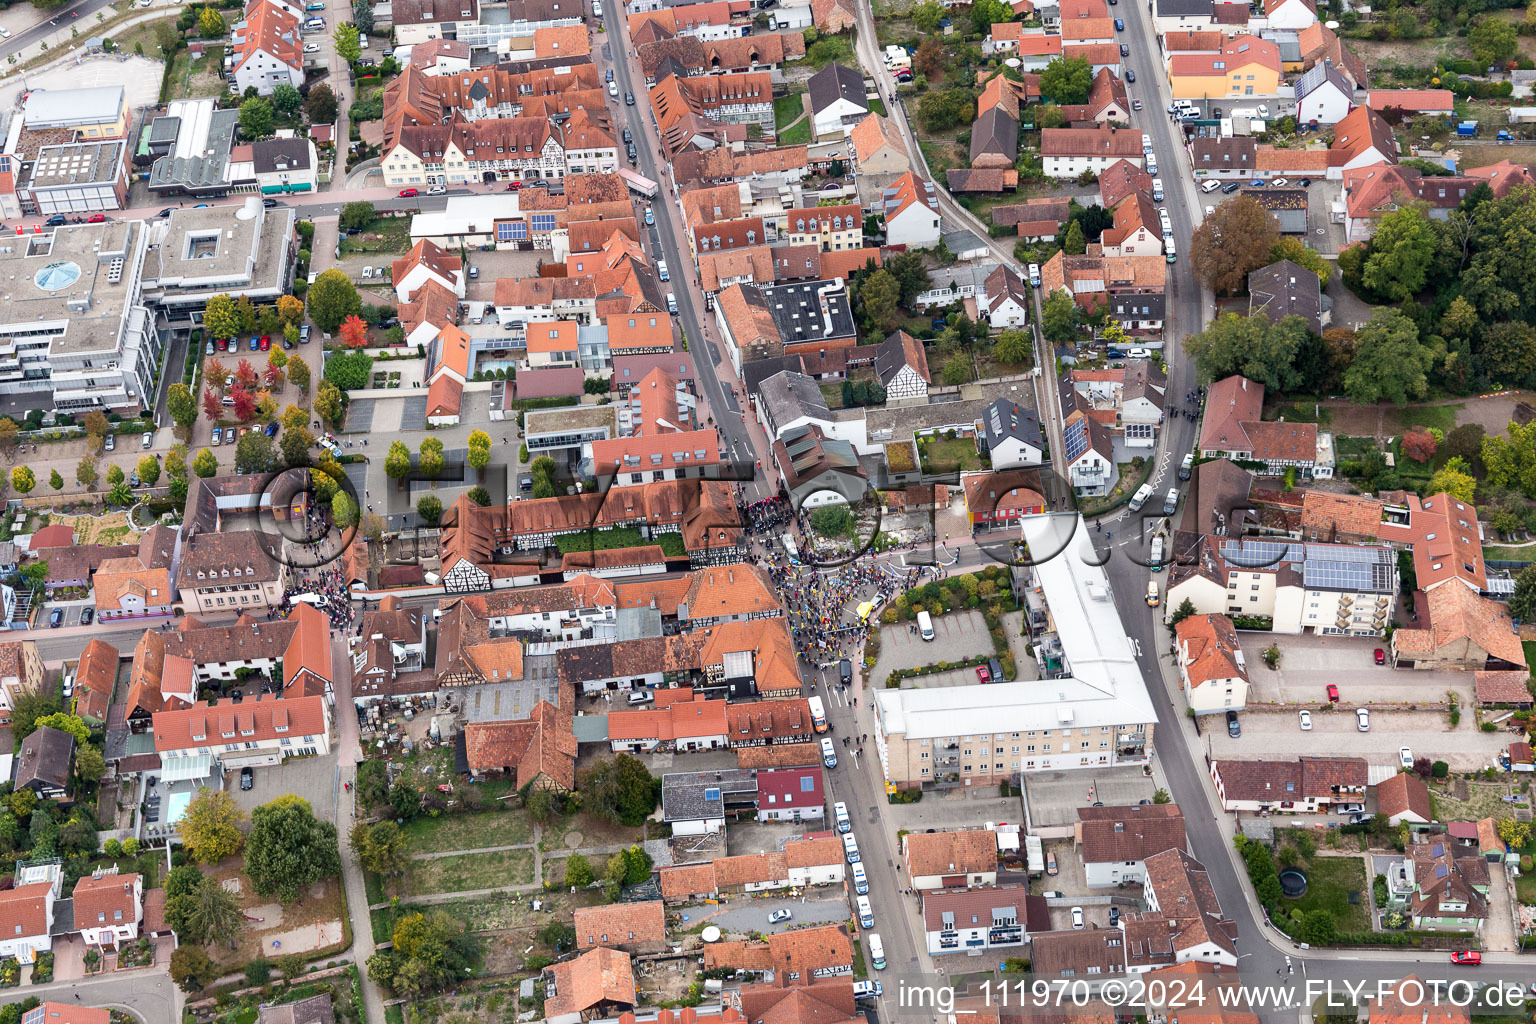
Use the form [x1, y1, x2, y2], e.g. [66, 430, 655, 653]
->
[617, 167, 658, 199]
[808, 695, 828, 733]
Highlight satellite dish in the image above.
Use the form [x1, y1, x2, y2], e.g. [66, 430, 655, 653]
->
[702, 926, 722, 943]
[1005, 57, 1021, 68]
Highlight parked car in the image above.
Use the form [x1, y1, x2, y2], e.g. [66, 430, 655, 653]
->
[1400, 746, 1414, 768]
[1226, 709, 1240, 737]
[1356, 707, 1370, 731]
[1114, 16, 1124, 28]
[1108, 906, 1119, 926]
[1327, 683, 1340, 702]
[248, 337, 259, 351]
[397, 188, 419, 197]
[104, 434, 115, 452]
[240, 766, 254, 791]
[1451, 951, 1481, 966]
[224, 428, 236, 444]
[1299, 178, 1312, 187]
[1374, 647, 1386, 665]
[1125, 68, 1134, 81]
[142, 431, 153, 449]
[1119, 43, 1129, 56]
[87, 213, 107, 224]
[1221, 181, 1242, 194]
[625, 91, 635, 105]
[299, 325, 310, 343]
[768, 908, 792, 924]
[1298, 710, 1312, 731]
[976, 663, 991, 683]
[427, 185, 446, 196]
[1070, 907, 1085, 930]
[80, 608, 94, 626]
[1271, 177, 1289, 187]
[206, 340, 215, 356]
[1046, 851, 1058, 875]
[469, 265, 480, 279]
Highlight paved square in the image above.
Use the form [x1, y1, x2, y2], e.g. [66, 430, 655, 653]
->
[870, 609, 991, 687]
[229, 751, 338, 822]
[1239, 633, 1473, 706]
[1024, 767, 1156, 827]
[399, 395, 428, 431]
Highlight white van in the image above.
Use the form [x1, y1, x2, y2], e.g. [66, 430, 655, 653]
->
[916, 610, 934, 641]
[304, 16, 324, 28]
[1179, 452, 1194, 479]
[1146, 579, 1160, 607]
[1149, 534, 1165, 571]
[1163, 487, 1180, 515]
[1151, 177, 1164, 201]
[856, 895, 874, 929]
[657, 260, 669, 281]
[1128, 483, 1154, 512]
[834, 801, 851, 833]
[852, 861, 869, 894]
[666, 293, 678, 313]
[821, 737, 838, 768]
[868, 933, 886, 970]
[842, 832, 860, 864]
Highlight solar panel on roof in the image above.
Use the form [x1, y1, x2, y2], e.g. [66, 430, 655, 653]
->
[1063, 420, 1088, 462]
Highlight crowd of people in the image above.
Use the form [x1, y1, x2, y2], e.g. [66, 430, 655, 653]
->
[763, 547, 915, 666]
[277, 566, 356, 630]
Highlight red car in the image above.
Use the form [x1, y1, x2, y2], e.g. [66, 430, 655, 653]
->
[217, 338, 229, 351]
[1451, 951, 1481, 965]
[86, 213, 106, 224]
[259, 336, 271, 350]
[1374, 648, 1386, 665]
[1326, 683, 1340, 702]
[398, 188, 419, 197]
[976, 664, 991, 683]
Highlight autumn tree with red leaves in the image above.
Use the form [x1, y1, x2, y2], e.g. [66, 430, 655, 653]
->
[231, 387, 258, 422]
[1402, 427, 1438, 464]
[235, 359, 260, 389]
[203, 387, 224, 422]
[337, 315, 369, 350]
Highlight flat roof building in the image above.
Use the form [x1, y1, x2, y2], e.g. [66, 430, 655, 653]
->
[139, 199, 297, 325]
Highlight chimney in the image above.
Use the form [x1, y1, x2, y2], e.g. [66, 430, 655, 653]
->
[681, 1010, 697, 1024]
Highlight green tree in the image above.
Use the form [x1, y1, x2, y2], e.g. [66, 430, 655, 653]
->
[912, 0, 944, 31]
[1480, 322, 1536, 388]
[9, 467, 33, 495]
[136, 455, 161, 488]
[582, 754, 660, 826]
[304, 83, 338, 125]
[385, 441, 412, 480]
[564, 852, 594, 887]
[340, 201, 376, 231]
[31, 713, 88, 747]
[1038, 56, 1092, 104]
[245, 795, 342, 902]
[73, 744, 105, 787]
[466, 430, 492, 474]
[48, 469, 62, 492]
[280, 424, 315, 467]
[310, 382, 344, 430]
[1439, 295, 1480, 342]
[859, 269, 902, 331]
[1183, 313, 1309, 392]
[353, 0, 375, 32]
[993, 329, 1032, 365]
[203, 294, 242, 340]
[1040, 289, 1078, 344]
[272, 82, 302, 117]
[334, 22, 362, 63]
[180, 788, 246, 863]
[167, 383, 198, 429]
[1343, 309, 1432, 406]
[76, 455, 98, 489]
[418, 437, 445, 479]
[331, 490, 360, 529]
[1470, 14, 1518, 66]
[192, 448, 219, 478]
[197, 6, 224, 35]
[380, 911, 479, 997]
[288, 354, 312, 392]
[237, 97, 275, 139]
[416, 494, 443, 526]
[1190, 196, 1280, 294]
[234, 430, 278, 475]
[182, 874, 243, 948]
[349, 819, 408, 877]
[1508, 565, 1536, 623]
[1428, 456, 1478, 503]
[307, 270, 363, 334]
[970, 0, 1011, 32]
[170, 945, 216, 994]
[1268, 237, 1330, 285]
[1361, 205, 1437, 301]
[1168, 597, 1197, 627]
[916, 88, 976, 132]
[321, 348, 372, 390]
[941, 354, 970, 386]
[1062, 219, 1087, 255]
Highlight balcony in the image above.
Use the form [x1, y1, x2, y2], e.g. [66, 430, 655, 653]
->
[989, 927, 1022, 944]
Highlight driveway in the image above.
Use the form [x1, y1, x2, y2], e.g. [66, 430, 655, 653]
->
[228, 750, 338, 821]
[1239, 633, 1473, 706]
[709, 897, 852, 934]
[882, 785, 1024, 834]
[1210, 707, 1508, 770]
[869, 609, 990, 687]
[1485, 862, 1518, 952]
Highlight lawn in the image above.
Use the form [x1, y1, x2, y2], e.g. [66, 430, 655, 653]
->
[1386, 403, 1462, 435]
[1284, 855, 1371, 933]
[918, 137, 965, 178]
[918, 435, 982, 473]
[398, 809, 534, 855]
[779, 119, 812, 145]
[402, 847, 535, 896]
[555, 526, 686, 558]
[1482, 545, 1536, 563]
[164, 44, 228, 100]
[337, 214, 415, 257]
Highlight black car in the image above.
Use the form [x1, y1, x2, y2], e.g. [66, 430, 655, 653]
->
[839, 659, 852, 684]
[80, 608, 94, 626]
[1298, 177, 1312, 187]
[158, 208, 174, 218]
[48, 609, 62, 628]
[1226, 709, 1241, 737]
[262, 198, 279, 208]
[1125, 69, 1134, 81]
[1119, 43, 1129, 56]
[1221, 181, 1242, 194]
[624, 91, 635, 105]
[240, 766, 253, 791]
[44, 214, 65, 226]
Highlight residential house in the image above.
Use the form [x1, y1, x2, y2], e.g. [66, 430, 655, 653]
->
[702, 924, 853, 983]
[881, 172, 942, 248]
[1153, 0, 1219, 35]
[850, 114, 911, 175]
[1209, 756, 1368, 812]
[902, 828, 999, 890]
[873, 330, 931, 402]
[1140, 850, 1238, 966]
[72, 870, 143, 950]
[1191, 137, 1258, 179]
[960, 470, 1046, 533]
[252, 137, 318, 195]
[1060, 68, 1131, 125]
[1076, 804, 1188, 887]
[1293, 60, 1354, 124]
[391, 0, 481, 46]
[1167, 35, 1282, 100]
[1388, 839, 1489, 931]
[1263, 0, 1317, 29]
[993, 198, 1071, 242]
[1329, 105, 1399, 176]
[174, 529, 285, 617]
[1062, 358, 1167, 446]
[921, 885, 1043, 955]
[574, 900, 667, 952]
[784, 836, 846, 886]
[1391, 582, 1526, 673]
[1041, 127, 1145, 178]
[978, 264, 1032, 329]
[1098, 159, 1154, 205]
[1465, 159, 1536, 198]
[1100, 192, 1163, 257]
[0, 640, 45, 724]
[73, 638, 117, 726]
[981, 398, 1044, 470]
[283, 601, 334, 701]
[1198, 374, 1320, 474]
[1061, 401, 1115, 497]
[91, 525, 177, 622]
[808, 63, 868, 139]
[757, 767, 826, 822]
[229, 0, 304, 96]
[350, 596, 431, 703]
[1248, 259, 1324, 335]
[1340, 164, 1478, 243]
[153, 694, 331, 780]
[0, 871, 61, 965]
[1175, 613, 1249, 716]
[1377, 772, 1432, 826]
[462, 702, 577, 792]
[392, 238, 466, 303]
[541, 947, 636, 1022]
[609, 695, 730, 753]
[971, 107, 1020, 170]
[15, 726, 75, 800]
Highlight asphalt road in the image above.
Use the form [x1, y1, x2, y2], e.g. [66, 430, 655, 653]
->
[711, 897, 853, 933]
[0, 0, 118, 60]
[0, 967, 180, 1022]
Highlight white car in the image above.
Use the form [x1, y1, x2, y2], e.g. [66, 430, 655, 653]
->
[0, 26, 11, 35]
[1070, 907, 1085, 930]
[1027, 263, 1041, 287]
[1201, 179, 1220, 193]
[362, 265, 374, 279]
[1399, 746, 1414, 768]
[1298, 710, 1312, 731]
[426, 185, 446, 196]
[1272, 177, 1290, 187]
[304, 42, 321, 53]
[1128, 347, 1151, 359]
[1356, 707, 1370, 732]
[1257, 105, 1270, 118]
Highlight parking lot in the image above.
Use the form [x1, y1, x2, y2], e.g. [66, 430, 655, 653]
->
[1212, 707, 1510, 770]
[462, 249, 545, 302]
[1239, 633, 1473, 706]
[881, 785, 1023, 835]
[228, 751, 339, 821]
[869, 610, 992, 687]
[1197, 175, 1347, 256]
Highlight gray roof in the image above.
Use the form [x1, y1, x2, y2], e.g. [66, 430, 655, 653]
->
[1112, 291, 1167, 322]
[808, 62, 867, 115]
[661, 769, 758, 821]
[757, 370, 832, 434]
[1248, 259, 1322, 335]
[1293, 60, 1352, 100]
[942, 227, 985, 254]
[149, 107, 239, 192]
[743, 356, 806, 395]
[23, 86, 123, 128]
[984, 398, 1043, 451]
[1155, 0, 1213, 16]
[252, 138, 312, 175]
[15, 725, 74, 791]
[970, 106, 1019, 165]
[761, 280, 856, 345]
[874, 330, 924, 387]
